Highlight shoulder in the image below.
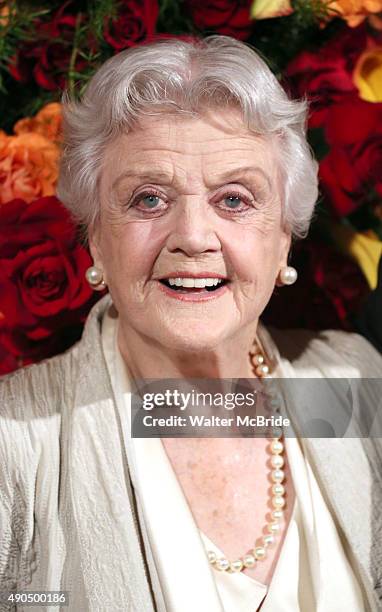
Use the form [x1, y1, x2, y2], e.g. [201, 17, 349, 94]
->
[0, 329, 94, 531]
[1, 344, 74, 420]
[0, 293, 113, 481]
[317, 328, 382, 377]
[264, 325, 382, 378]
[0, 294, 112, 431]
[0, 349, 75, 488]
[0, 350, 74, 591]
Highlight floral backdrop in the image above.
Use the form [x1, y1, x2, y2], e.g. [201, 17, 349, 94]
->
[0, 0, 381, 375]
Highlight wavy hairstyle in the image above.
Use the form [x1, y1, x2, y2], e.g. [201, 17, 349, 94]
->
[57, 35, 318, 240]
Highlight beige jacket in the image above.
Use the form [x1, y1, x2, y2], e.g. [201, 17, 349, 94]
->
[0, 294, 381, 612]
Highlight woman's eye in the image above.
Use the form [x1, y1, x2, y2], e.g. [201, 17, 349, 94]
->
[224, 195, 243, 209]
[141, 194, 161, 208]
[130, 191, 167, 213]
[219, 193, 252, 212]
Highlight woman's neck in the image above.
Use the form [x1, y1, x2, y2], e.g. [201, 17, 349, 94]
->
[117, 319, 259, 380]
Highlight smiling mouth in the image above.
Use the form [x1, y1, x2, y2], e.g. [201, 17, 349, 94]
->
[158, 277, 229, 293]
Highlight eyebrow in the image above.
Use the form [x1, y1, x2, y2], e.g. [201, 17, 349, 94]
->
[112, 165, 272, 190]
[212, 166, 272, 188]
[112, 170, 173, 190]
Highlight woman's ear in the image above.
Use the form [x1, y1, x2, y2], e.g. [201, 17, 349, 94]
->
[88, 223, 103, 268]
[86, 224, 108, 290]
[279, 230, 292, 268]
[274, 231, 293, 288]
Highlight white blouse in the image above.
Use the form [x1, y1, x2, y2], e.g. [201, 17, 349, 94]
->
[101, 305, 366, 612]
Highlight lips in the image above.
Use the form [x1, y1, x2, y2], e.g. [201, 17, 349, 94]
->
[160, 277, 228, 291]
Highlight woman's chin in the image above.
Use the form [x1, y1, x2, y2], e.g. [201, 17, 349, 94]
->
[153, 323, 233, 354]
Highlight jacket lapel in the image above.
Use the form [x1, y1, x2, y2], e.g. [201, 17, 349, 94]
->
[66, 296, 155, 611]
[301, 437, 381, 612]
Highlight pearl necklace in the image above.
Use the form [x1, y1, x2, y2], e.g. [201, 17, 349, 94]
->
[207, 338, 286, 573]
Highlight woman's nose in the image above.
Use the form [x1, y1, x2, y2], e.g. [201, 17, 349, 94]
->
[165, 199, 221, 257]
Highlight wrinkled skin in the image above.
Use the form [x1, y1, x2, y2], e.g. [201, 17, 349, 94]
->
[90, 109, 291, 379]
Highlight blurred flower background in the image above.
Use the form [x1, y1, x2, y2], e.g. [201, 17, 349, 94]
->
[0, 0, 381, 374]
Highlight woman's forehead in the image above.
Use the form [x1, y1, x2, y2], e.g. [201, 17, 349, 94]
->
[102, 112, 278, 185]
[111, 109, 265, 147]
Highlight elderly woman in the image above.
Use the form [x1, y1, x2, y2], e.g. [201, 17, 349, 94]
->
[1, 36, 381, 612]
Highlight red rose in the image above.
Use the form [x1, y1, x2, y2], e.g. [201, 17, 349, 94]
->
[0, 196, 97, 364]
[185, 0, 253, 40]
[319, 98, 382, 216]
[103, 0, 159, 51]
[9, 5, 90, 91]
[285, 24, 375, 127]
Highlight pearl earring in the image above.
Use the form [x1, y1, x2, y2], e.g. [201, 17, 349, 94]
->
[85, 265, 106, 290]
[278, 266, 297, 286]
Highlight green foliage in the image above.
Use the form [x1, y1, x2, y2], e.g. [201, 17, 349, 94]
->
[292, 0, 336, 25]
[0, 0, 119, 126]
[88, 0, 118, 41]
[249, 6, 342, 74]
[0, 3, 49, 92]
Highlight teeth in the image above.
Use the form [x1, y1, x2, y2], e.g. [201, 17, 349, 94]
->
[182, 278, 195, 288]
[166, 277, 224, 288]
[195, 279, 208, 288]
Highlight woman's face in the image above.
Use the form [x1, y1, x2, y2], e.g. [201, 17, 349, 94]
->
[92, 109, 291, 352]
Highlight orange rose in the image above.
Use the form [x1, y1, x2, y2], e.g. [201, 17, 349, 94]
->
[14, 102, 62, 143]
[328, 0, 382, 27]
[0, 132, 59, 205]
[0, 4, 10, 29]
[0, 130, 8, 145]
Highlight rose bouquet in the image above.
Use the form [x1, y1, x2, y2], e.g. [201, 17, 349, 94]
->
[0, 0, 381, 373]
[0, 103, 97, 373]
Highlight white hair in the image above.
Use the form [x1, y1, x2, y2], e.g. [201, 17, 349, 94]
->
[57, 35, 318, 240]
